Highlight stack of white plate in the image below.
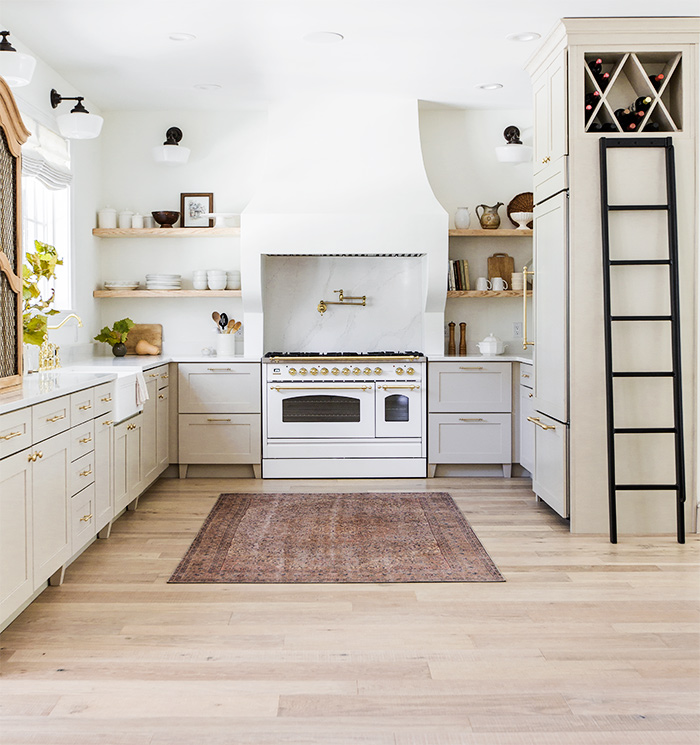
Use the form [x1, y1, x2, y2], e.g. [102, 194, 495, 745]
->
[146, 273, 182, 290]
[104, 280, 140, 290]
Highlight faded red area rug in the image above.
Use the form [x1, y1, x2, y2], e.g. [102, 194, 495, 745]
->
[168, 492, 504, 584]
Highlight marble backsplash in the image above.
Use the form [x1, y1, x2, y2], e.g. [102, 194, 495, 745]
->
[263, 255, 424, 352]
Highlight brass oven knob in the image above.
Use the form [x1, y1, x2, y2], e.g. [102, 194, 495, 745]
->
[406, 367, 415, 375]
[363, 367, 372, 375]
[342, 367, 350, 375]
[396, 367, 404, 375]
[374, 367, 383, 375]
[310, 367, 319, 375]
[320, 367, 329, 375]
[352, 367, 361, 375]
[299, 367, 308, 376]
[289, 368, 297, 376]
[331, 367, 340, 375]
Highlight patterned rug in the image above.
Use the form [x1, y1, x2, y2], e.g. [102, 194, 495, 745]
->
[168, 492, 504, 584]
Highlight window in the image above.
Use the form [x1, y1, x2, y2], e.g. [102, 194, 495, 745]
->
[20, 113, 72, 310]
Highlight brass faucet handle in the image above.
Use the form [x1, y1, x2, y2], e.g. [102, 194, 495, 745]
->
[333, 289, 344, 300]
[317, 300, 327, 315]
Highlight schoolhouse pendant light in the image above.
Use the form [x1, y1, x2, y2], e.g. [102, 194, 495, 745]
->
[152, 126, 190, 166]
[0, 31, 36, 87]
[495, 125, 532, 164]
[50, 88, 103, 139]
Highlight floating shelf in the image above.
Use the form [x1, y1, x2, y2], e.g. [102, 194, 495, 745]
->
[449, 229, 533, 237]
[92, 227, 240, 238]
[447, 290, 532, 298]
[93, 289, 242, 298]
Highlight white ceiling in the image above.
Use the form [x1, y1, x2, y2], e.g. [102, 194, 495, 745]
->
[2, 0, 699, 112]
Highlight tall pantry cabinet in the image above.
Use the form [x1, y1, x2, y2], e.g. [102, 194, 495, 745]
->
[525, 18, 699, 535]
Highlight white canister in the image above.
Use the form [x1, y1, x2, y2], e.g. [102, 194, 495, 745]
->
[131, 213, 144, 229]
[142, 215, 155, 229]
[454, 207, 471, 229]
[97, 207, 117, 229]
[215, 333, 236, 357]
[118, 210, 134, 229]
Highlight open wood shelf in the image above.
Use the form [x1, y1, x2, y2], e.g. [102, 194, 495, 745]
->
[93, 289, 242, 298]
[447, 290, 532, 298]
[448, 229, 532, 237]
[92, 227, 240, 238]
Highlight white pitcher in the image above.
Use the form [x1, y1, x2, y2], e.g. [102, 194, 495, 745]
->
[454, 207, 471, 229]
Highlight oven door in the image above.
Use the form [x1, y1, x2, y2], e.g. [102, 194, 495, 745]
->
[375, 383, 422, 438]
[267, 382, 375, 438]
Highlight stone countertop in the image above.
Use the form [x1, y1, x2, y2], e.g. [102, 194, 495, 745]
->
[428, 354, 533, 364]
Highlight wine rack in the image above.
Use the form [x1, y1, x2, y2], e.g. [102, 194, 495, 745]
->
[583, 52, 682, 133]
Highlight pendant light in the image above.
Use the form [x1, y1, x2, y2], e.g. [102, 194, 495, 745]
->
[495, 125, 532, 164]
[50, 89, 103, 139]
[0, 31, 36, 87]
[152, 127, 190, 166]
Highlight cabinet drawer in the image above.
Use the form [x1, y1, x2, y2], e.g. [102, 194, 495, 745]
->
[32, 396, 71, 442]
[71, 483, 96, 554]
[70, 421, 95, 462]
[145, 364, 170, 390]
[428, 363, 512, 413]
[520, 364, 534, 389]
[69, 451, 95, 496]
[178, 363, 260, 414]
[532, 413, 568, 518]
[93, 382, 115, 417]
[0, 408, 32, 459]
[429, 413, 511, 464]
[70, 388, 96, 426]
[178, 414, 261, 464]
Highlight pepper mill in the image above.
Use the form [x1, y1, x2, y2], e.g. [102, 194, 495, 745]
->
[447, 322, 456, 356]
[459, 322, 467, 356]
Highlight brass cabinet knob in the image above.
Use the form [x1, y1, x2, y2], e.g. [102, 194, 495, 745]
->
[78, 403, 92, 410]
[103, 420, 113, 426]
[79, 436, 92, 444]
[100, 395, 112, 402]
[79, 468, 93, 477]
[79, 513, 93, 522]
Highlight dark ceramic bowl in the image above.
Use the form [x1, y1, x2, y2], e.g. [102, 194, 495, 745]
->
[152, 210, 180, 228]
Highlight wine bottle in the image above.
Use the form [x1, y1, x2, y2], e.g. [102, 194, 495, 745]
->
[588, 57, 603, 75]
[587, 121, 603, 132]
[601, 122, 618, 132]
[649, 73, 665, 90]
[596, 71, 611, 91]
[614, 108, 637, 132]
[645, 121, 661, 132]
[633, 96, 653, 116]
[584, 91, 600, 119]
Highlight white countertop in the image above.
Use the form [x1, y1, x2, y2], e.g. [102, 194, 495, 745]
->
[428, 353, 533, 364]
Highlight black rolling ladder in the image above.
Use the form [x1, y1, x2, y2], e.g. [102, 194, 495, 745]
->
[599, 137, 685, 544]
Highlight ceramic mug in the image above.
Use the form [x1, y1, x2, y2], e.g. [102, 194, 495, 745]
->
[492, 277, 509, 291]
[476, 277, 492, 291]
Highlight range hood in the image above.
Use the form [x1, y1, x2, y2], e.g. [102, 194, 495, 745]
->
[241, 97, 448, 357]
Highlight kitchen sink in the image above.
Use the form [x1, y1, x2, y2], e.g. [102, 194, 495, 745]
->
[61, 365, 146, 422]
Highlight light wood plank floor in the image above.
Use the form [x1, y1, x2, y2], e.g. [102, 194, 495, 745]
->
[1, 477, 698, 745]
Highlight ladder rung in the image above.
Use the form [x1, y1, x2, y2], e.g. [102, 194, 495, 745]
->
[609, 259, 671, 266]
[614, 484, 680, 491]
[612, 371, 675, 378]
[610, 315, 672, 322]
[614, 427, 677, 434]
[608, 204, 669, 211]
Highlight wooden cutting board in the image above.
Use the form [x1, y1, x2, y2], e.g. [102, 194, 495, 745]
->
[125, 324, 162, 355]
[487, 253, 515, 282]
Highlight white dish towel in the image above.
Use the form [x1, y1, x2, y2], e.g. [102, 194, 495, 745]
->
[135, 370, 149, 406]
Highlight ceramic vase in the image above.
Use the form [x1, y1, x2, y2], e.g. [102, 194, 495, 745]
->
[112, 342, 127, 357]
[454, 207, 471, 229]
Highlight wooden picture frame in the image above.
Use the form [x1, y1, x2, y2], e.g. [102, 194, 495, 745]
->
[180, 193, 214, 228]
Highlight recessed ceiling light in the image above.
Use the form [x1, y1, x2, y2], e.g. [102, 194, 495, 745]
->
[476, 83, 504, 90]
[194, 83, 222, 91]
[506, 31, 541, 42]
[303, 31, 344, 44]
[168, 32, 196, 42]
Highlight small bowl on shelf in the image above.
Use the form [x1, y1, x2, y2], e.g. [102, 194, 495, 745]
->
[510, 211, 533, 230]
[151, 210, 180, 228]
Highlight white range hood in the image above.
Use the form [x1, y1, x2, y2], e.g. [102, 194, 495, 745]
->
[241, 97, 448, 357]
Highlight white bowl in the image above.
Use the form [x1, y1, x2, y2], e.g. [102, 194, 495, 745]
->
[193, 280, 209, 290]
[511, 211, 533, 230]
[207, 279, 228, 290]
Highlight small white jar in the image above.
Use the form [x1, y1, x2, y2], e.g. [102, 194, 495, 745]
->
[98, 207, 117, 229]
[131, 213, 144, 229]
[118, 210, 134, 229]
[142, 215, 155, 229]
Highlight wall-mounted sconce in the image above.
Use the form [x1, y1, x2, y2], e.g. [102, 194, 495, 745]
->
[495, 125, 532, 164]
[152, 127, 190, 166]
[0, 31, 36, 87]
[317, 289, 366, 315]
[50, 89, 103, 139]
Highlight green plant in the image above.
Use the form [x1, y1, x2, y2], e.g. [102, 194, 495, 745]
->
[94, 318, 135, 347]
[22, 240, 63, 346]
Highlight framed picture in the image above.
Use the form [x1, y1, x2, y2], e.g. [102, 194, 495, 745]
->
[180, 193, 214, 228]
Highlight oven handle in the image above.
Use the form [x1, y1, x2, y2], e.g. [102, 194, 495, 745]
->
[269, 385, 373, 392]
[377, 385, 420, 391]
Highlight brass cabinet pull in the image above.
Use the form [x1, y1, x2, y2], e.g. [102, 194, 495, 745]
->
[522, 373, 530, 378]
[207, 367, 233, 371]
[207, 418, 232, 422]
[528, 392, 534, 398]
[158, 394, 165, 400]
[527, 416, 556, 431]
[79, 436, 92, 444]
[459, 418, 486, 422]
[378, 385, 420, 391]
[78, 403, 92, 410]
[541, 156, 550, 163]
[458, 366, 483, 371]
[27, 452, 36, 462]
[1, 430, 22, 441]
[127, 423, 137, 431]
[46, 413, 66, 423]
[148, 373, 159, 378]
[100, 395, 112, 402]
[79, 468, 93, 477]
[523, 266, 535, 350]
[103, 420, 113, 426]
[160, 373, 168, 379]
[79, 513, 93, 522]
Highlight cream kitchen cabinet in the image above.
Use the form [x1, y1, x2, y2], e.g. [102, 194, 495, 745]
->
[113, 414, 143, 514]
[519, 364, 535, 475]
[428, 362, 512, 477]
[531, 412, 569, 518]
[141, 365, 170, 487]
[177, 362, 261, 478]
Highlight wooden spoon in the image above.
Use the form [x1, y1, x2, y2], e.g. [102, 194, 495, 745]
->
[225, 319, 236, 333]
[231, 321, 242, 333]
